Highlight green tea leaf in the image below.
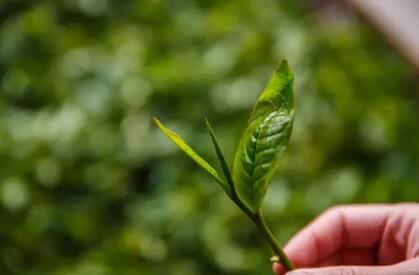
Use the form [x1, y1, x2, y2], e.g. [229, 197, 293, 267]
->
[232, 60, 295, 211]
[204, 118, 234, 198]
[154, 118, 228, 192]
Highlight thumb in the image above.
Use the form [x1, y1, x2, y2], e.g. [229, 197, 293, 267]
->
[285, 263, 408, 275]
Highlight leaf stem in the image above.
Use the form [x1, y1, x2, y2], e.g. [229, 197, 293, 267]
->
[254, 210, 295, 271]
[231, 190, 257, 223]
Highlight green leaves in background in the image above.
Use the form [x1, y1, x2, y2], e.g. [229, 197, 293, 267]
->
[232, 60, 295, 211]
[1, 0, 418, 273]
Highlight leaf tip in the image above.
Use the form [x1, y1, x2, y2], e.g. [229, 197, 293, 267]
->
[153, 116, 161, 126]
[154, 117, 169, 134]
[203, 117, 213, 131]
[275, 59, 292, 76]
[204, 119, 220, 147]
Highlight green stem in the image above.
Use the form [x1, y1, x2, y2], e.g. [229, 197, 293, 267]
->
[230, 190, 257, 223]
[254, 210, 295, 271]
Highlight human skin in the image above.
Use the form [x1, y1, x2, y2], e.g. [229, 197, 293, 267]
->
[273, 203, 419, 275]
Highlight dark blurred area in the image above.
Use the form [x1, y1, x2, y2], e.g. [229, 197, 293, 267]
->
[0, 0, 418, 274]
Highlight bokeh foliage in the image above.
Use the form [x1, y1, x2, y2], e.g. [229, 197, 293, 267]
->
[0, 0, 418, 274]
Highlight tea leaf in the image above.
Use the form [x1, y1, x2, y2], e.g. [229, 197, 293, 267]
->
[232, 60, 295, 211]
[154, 118, 228, 192]
[204, 118, 234, 198]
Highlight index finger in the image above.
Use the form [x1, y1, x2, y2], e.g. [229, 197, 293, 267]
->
[274, 204, 392, 274]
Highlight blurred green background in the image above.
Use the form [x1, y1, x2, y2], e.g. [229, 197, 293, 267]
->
[0, 0, 418, 274]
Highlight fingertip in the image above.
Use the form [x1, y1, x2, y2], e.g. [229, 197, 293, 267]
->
[272, 262, 286, 275]
[282, 235, 316, 268]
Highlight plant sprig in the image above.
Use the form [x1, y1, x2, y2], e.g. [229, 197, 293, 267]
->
[154, 59, 296, 271]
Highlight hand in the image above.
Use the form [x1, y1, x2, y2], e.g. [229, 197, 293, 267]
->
[273, 203, 419, 275]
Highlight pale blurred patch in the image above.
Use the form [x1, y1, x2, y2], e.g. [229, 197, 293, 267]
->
[1, 178, 28, 211]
